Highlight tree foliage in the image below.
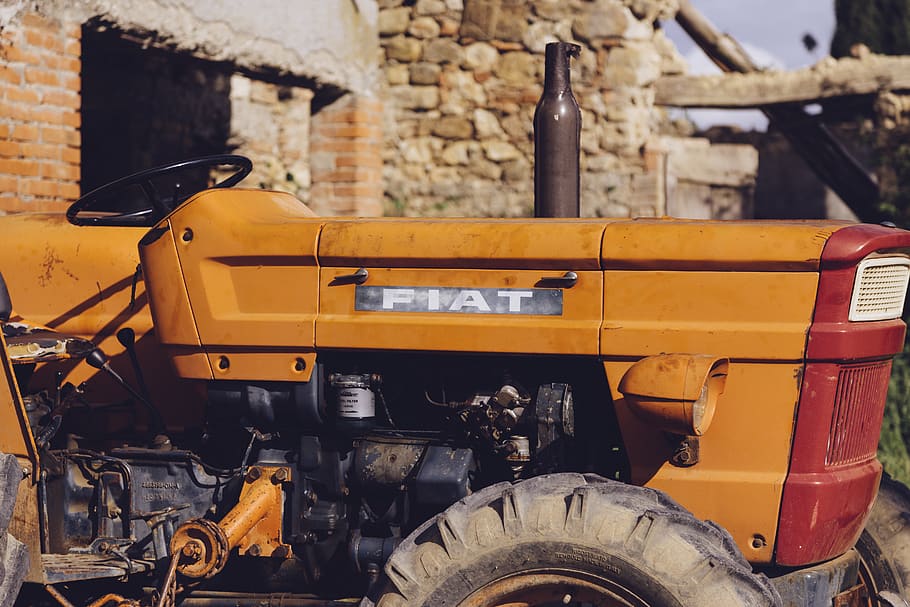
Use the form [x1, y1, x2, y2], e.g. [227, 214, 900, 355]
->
[831, 0, 910, 58]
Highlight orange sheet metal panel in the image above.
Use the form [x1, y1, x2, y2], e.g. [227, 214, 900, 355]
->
[601, 219, 839, 271]
[317, 267, 603, 355]
[604, 359, 804, 564]
[316, 219, 607, 355]
[318, 219, 608, 269]
[139, 222, 212, 380]
[601, 270, 820, 360]
[0, 213, 196, 424]
[600, 253, 821, 564]
[163, 189, 323, 381]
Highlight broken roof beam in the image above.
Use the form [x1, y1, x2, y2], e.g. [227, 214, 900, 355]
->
[673, 0, 880, 222]
[655, 55, 910, 108]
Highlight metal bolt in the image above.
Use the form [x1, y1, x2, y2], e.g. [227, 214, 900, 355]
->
[247, 543, 262, 557]
[246, 467, 262, 483]
[272, 468, 289, 483]
[181, 540, 203, 561]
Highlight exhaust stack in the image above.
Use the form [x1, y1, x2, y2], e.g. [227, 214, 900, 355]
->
[534, 42, 581, 218]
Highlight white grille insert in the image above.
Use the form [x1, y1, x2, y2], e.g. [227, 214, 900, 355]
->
[849, 257, 910, 322]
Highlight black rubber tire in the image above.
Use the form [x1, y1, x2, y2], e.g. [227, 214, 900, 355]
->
[857, 473, 910, 605]
[362, 473, 780, 607]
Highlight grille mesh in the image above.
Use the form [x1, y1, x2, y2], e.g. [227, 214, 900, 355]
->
[849, 258, 910, 321]
[826, 361, 891, 467]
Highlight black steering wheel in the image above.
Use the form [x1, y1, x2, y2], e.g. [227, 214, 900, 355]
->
[66, 155, 253, 227]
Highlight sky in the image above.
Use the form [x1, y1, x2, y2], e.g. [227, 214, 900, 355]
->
[663, 0, 837, 130]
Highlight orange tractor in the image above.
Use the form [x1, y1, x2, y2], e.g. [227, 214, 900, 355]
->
[1, 43, 910, 607]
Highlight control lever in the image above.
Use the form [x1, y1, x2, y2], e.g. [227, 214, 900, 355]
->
[117, 328, 151, 402]
[85, 348, 168, 445]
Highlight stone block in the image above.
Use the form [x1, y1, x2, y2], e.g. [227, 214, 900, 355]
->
[482, 140, 522, 161]
[416, 0, 448, 15]
[391, 85, 441, 109]
[572, 0, 633, 42]
[624, 0, 679, 21]
[387, 64, 410, 85]
[385, 36, 423, 62]
[501, 156, 530, 182]
[464, 42, 499, 71]
[494, 51, 538, 86]
[533, 0, 570, 21]
[410, 62, 442, 84]
[603, 45, 662, 87]
[473, 108, 505, 138]
[379, 7, 412, 36]
[442, 141, 472, 164]
[409, 16, 441, 39]
[459, 0, 528, 43]
[495, 0, 529, 41]
[665, 138, 758, 187]
[460, 0, 500, 40]
[439, 18, 460, 36]
[432, 115, 474, 139]
[523, 21, 559, 54]
[424, 38, 464, 64]
[440, 69, 487, 106]
[401, 137, 438, 163]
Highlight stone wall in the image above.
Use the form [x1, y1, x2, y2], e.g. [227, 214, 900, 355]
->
[0, 11, 81, 212]
[228, 74, 314, 206]
[664, 136, 758, 219]
[379, 0, 688, 217]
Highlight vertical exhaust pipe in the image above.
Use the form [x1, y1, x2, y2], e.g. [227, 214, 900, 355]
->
[534, 42, 582, 218]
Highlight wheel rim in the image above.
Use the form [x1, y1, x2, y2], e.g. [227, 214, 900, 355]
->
[459, 571, 651, 607]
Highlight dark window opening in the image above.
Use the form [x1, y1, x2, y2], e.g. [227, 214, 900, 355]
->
[80, 24, 232, 193]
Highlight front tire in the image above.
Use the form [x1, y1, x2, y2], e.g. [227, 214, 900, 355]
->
[857, 473, 910, 605]
[364, 473, 780, 606]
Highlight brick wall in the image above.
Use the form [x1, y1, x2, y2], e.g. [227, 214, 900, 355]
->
[310, 94, 384, 216]
[0, 12, 80, 213]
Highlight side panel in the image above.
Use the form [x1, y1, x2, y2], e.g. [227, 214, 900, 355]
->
[601, 269, 820, 564]
[600, 271, 820, 360]
[161, 189, 323, 382]
[317, 268, 603, 355]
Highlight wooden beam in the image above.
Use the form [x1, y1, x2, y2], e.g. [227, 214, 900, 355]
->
[674, 0, 881, 221]
[655, 56, 910, 108]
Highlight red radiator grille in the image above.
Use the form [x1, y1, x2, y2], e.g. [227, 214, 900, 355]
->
[826, 361, 892, 467]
